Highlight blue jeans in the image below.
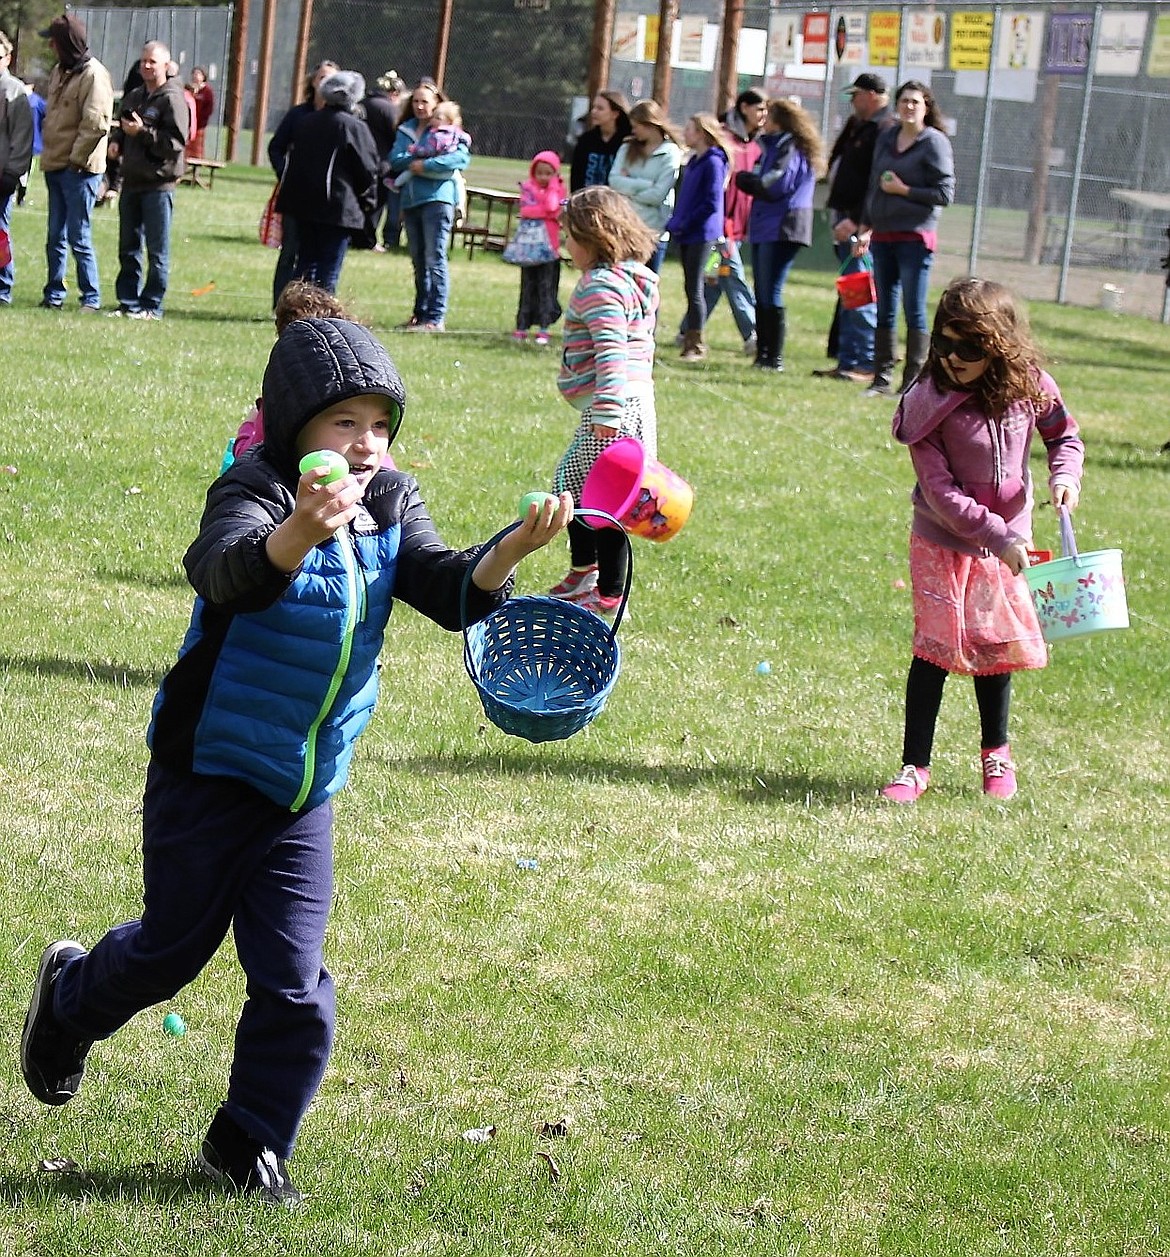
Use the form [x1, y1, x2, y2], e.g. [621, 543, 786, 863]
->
[647, 236, 667, 274]
[751, 238, 802, 309]
[404, 200, 455, 325]
[116, 187, 173, 313]
[870, 237, 934, 334]
[834, 240, 877, 371]
[43, 167, 103, 308]
[702, 240, 755, 341]
[52, 760, 337, 1157]
[0, 192, 12, 303]
[294, 219, 350, 294]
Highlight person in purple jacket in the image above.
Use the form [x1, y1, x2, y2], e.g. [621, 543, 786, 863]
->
[663, 114, 728, 363]
[880, 278, 1084, 805]
[735, 100, 824, 372]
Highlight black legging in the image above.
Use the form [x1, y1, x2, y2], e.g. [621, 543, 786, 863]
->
[901, 655, 1011, 767]
[679, 241, 714, 333]
[567, 517, 628, 599]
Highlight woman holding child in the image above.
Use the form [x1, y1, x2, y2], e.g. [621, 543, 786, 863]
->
[388, 79, 471, 333]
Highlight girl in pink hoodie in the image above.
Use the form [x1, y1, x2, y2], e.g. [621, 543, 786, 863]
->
[880, 277, 1084, 804]
[512, 150, 565, 345]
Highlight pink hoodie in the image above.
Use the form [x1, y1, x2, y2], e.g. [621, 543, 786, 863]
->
[893, 370, 1084, 558]
[519, 149, 565, 252]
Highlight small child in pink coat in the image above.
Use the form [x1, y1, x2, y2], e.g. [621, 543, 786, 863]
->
[511, 149, 565, 346]
[880, 277, 1084, 804]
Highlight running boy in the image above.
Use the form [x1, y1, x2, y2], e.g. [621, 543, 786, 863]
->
[21, 318, 571, 1205]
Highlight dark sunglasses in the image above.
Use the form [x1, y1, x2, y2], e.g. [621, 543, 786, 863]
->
[931, 331, 985, 362]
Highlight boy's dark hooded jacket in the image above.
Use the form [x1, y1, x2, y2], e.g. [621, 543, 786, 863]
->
[148, 318, 509, 811]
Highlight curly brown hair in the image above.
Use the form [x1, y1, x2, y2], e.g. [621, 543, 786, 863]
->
[563, 185, 657, 266]
[274, 281, 352, 334]
[766, 100, 827, 178]
[927, 277, 1048, 416]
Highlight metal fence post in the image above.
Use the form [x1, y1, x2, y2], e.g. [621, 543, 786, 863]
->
[967, 6, 1004, 274]
[1057, 4, 1103, 304]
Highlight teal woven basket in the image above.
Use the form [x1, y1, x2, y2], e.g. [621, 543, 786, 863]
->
[461, 510, 631, 743]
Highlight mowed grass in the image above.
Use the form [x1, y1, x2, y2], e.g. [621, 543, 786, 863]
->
[1, 163, 1168, 1256]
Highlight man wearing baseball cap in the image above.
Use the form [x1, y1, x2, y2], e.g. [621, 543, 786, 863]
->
[813, 72, 891, 381]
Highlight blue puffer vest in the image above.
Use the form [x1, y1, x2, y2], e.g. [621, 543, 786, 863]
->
[155, 523, 399, 811]
[148, 317, 418, 812]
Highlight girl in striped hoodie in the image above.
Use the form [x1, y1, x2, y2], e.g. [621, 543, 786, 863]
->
[548, 186, 659, 616]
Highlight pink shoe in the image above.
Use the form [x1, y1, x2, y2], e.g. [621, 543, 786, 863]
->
[534, 331, 550, 347]
[511, 330, 527, 344]
[981, 745, 1017, 799]
[879, 764, 930, 803]
[576, 588, 626, 620]
[548, 565, 597, 601]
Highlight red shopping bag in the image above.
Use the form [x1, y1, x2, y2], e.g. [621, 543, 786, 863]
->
[258, 187, 282, 250]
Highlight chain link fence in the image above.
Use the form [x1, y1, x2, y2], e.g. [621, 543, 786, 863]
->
[74, 1, 1170, 318]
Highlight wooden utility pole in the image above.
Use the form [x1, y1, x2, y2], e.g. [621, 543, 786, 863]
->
[587, 0, 615, 101]
[715, 0, 745, 115]
[291, 0, 315, 108]
[433, 0, 454, 91]
[651, 0, 676, 106]
[223, 0, 250, 162]
[250, 0, 278, 166]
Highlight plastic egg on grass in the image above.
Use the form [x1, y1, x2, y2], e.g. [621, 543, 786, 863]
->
[162, 1012, 186, 1038]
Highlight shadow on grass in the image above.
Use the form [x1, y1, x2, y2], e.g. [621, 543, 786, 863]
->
[0, 653, 160, 689]
[393, 749, 873, 806]
[93, 564, 191, 590]
[0, 1161, 210, 1205]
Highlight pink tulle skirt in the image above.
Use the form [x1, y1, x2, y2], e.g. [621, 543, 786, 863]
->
[909, 533, 1048, 675]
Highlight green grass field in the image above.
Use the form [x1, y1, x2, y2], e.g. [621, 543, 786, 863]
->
[1, 163, 1168, 1255]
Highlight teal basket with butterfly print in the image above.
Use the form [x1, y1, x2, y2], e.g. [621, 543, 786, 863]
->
[1024, 507, 1128, 643]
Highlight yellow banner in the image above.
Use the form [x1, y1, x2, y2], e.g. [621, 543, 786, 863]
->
[950, 11, 994, 70]
[1149, 13, 1170, 76]
[868, 10, 901, 65]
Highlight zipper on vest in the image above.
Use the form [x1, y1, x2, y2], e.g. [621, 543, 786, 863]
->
[290, 530, 358, 811]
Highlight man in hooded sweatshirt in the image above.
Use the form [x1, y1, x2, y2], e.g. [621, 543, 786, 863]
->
[276, 70, 378, 294]
[38, 12, 112, 310]
[109, 41, 188, 319]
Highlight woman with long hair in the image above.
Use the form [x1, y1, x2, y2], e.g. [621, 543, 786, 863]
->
[855, 79, 955, 396]
[387, 79, 469, 332]
[735, 99, 825, 371]
[569, 89, 631, 191]
[607, 98, 682, 273]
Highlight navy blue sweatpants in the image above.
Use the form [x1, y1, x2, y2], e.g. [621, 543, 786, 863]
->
[52, 759, 336, 1158]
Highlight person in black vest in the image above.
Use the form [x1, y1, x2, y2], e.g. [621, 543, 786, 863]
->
[355, 69, 404, 251]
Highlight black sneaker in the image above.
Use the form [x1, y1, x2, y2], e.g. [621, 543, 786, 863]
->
[198, 1108, 303, 1206]
[21, 940, 92, 1105]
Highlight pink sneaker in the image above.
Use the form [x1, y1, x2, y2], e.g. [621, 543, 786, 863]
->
[548, 565, 597, 601]
[534, 331, 550, 347]
[879, 764, 930, 803]
[511, 330, 527, 344]
[981, 745, 1017, 799]
[576, 588, 625, 619]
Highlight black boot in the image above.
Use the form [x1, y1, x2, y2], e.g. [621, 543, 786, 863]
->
[752, 306, 777, 369]
[865, 326, 897, 395]
[773, 306, 787, 373]
[900, 328, 931, 393]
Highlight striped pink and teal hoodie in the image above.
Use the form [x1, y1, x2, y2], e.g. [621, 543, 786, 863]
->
[557, 261, 659, 425]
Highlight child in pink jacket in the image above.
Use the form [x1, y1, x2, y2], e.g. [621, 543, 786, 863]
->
[512, 149, 565, 346]
[880, 277, 1084, 804]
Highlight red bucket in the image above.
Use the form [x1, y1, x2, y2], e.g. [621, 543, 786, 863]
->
[835, 266, 876, 310]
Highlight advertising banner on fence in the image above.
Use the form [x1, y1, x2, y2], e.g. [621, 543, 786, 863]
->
[997, 11, 1046, 69]
[905, 10, 947, 68]
[834, 12, 869, 64]
[1046, 12, 1093, 73]
[950, 11, 995, 69]
[612, 13, 640, 62]
[768, 13, 799, 68]
[868, 10, 901, 65]
[1148, 12, 1170, 74]
[1094, 10, 1147, 74]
